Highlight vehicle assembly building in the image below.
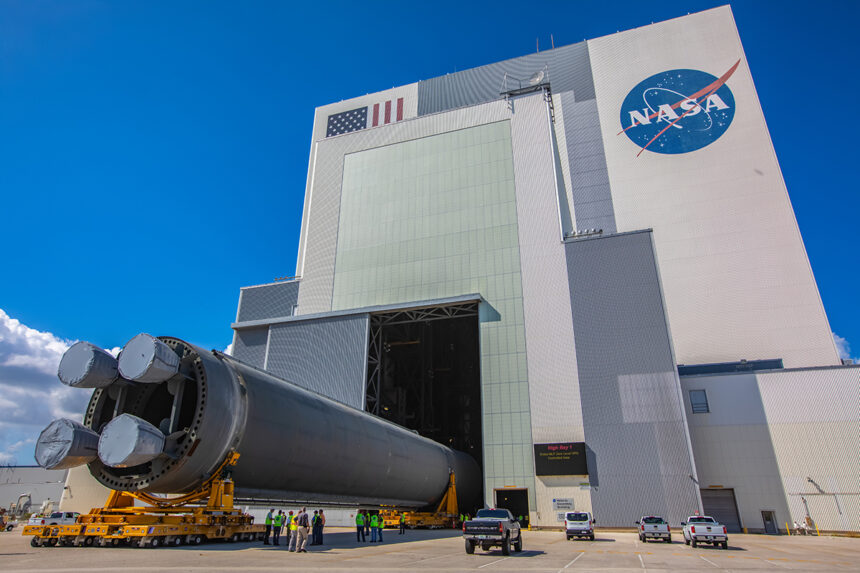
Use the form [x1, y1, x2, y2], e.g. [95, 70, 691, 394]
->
[56, 6, 857, 535]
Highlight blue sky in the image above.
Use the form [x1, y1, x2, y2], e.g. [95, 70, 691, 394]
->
[0, 0, 857, 463]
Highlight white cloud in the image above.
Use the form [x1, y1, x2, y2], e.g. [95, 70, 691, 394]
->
[0, 309, 89, 465]
[832, 332, 857, 364]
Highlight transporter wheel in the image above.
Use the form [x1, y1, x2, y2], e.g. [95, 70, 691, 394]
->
[150, 537, 161, 549]
[173, 537, 183, 547]
[84, 537, 95, 547]
[192, 535, 203, 545]
[48, 538, 58, 546]
[30, 537, 40, 547]
[231, 533, 240, 542]
[513, 535, 522, 553]
[465, 540, 475, 554]
[501, 535, 511, 556]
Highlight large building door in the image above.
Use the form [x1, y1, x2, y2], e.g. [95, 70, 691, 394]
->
[494, 488, 529, 526]
[701, 488, 742, 533]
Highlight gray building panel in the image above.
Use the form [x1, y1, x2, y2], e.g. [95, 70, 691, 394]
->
[233, 327, 268, 370]
[417, 42, 595, 116]
[560, 95, 616, 234]
[237, 281, 300, 322]
[265, 314, 369, 410]
[566, 231, 699, 526]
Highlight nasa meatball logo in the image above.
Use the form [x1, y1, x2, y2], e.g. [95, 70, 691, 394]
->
[619, 60, 740, 156]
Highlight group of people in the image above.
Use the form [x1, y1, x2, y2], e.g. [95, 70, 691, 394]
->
[355, 511, 403, 542]
[264, 507, 325, 551]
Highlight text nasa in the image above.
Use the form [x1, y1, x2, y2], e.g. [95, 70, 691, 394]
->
[627, 94, 730, 128]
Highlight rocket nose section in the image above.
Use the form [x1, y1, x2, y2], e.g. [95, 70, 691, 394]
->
[98, 413, 166, 468]
[35, 418, 100, 470]
[58, 341, 118, 389]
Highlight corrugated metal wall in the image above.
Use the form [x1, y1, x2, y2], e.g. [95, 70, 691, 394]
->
[566, 230, 700, 526]
[233, 327, 268, 369]
[237, 281, 299, 322]
[681, 366, 859, 533]
[265, 314, 369, 410]
[417, 41, 595, 116]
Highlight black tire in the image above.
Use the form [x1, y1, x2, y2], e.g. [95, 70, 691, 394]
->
[641, 536, 647, 542]
[30, 537, 40, 547]
[513, 535, 522, 552]
[691, 539, 697, 548]
[590, 535, 595, 541]
[721, 541, 728, 550]
[84, 537, 95, 547]
[567, 535, 572, 540]
[48, 538, 58, 546]
[501, 535, 511, 556]
[465, 539, 475, 554]
[684, 536, 690, 546]
[193, 535, 203, 545]
[666, 536, 672, 543]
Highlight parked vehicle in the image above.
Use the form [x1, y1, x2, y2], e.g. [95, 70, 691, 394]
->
[462, 508, 523, 555]
[27, 512, 79, 526]
[565, 511, 596, 540]
[681, 515, 728, 549]
[636, 516, 671, 542]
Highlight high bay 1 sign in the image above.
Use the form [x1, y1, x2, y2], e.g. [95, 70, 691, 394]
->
[619, 60, 740, 156]
[534, 442, 588, 476]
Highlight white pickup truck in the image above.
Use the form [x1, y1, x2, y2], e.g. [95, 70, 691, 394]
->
[27, 512, 79, 526]
[636, 515, 671, 542]
[681, 515, 728, 549]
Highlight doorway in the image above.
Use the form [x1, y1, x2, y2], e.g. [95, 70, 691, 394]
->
[701, 488, 742, 533]
[494, 488, 529, 526]
[761, 510, 778, 534]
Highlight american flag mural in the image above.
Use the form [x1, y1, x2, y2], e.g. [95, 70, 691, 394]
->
[325, 97, 405, 137]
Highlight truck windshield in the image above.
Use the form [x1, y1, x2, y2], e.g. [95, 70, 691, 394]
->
[567, 513, 589, 521]
[643, 517, 665, 524]
[688, 517, 715, 523]
[475, 509, 510, 519]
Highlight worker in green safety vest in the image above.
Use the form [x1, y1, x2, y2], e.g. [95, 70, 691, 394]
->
[273, 511, 284, 545]
[399, 512, 406, 535]
[370, 513, 379, 542]
[288, 510, 300, 551]
[355, 511, 366, 542]
[376, 512, 384, 543]
[264, 508, 274, 545]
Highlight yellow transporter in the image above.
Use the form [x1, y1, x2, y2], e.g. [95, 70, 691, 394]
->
[381, 472, 461, 530]
[23, 454, 265, 548]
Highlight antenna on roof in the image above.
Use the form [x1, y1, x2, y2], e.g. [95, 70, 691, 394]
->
[551, 34, 555, 49]
[536, 37, 539, 53]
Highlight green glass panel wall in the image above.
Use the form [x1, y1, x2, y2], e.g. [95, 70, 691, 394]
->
[333, 121, 533, 492]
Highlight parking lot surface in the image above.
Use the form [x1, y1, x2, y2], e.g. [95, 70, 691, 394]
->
[2, 527, 858, 572]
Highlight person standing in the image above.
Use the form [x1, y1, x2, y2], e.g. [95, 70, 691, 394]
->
[376, 512, 384, 543]
[273, 511, 284, 545]
[288, 510, 299, 551]
[356, 511, 366, 542]
[317, 509, 326, 545]
[285, 510, 294, 547]
[309, 510, 319, 545]
[296, 507, 310, 552]
[364, 510, 371, 539]
[399, 512, 406, 535]
[264, 508, 274, 545]
[369, 512, 378, 542]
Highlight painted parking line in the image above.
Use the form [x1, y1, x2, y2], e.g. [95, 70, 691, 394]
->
[764, 559, 784, 567]
[699, 555, 720, 568]
[557, 551, 584, 572]
[638, 554, 646, 569]
[477, 556, 509, 568]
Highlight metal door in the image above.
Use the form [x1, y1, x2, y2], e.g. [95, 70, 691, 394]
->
[700, 488, 742, 533]
[761, 510, 777, 534]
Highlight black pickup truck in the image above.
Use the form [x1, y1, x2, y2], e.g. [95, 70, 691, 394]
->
[462, 508, 523, 555]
